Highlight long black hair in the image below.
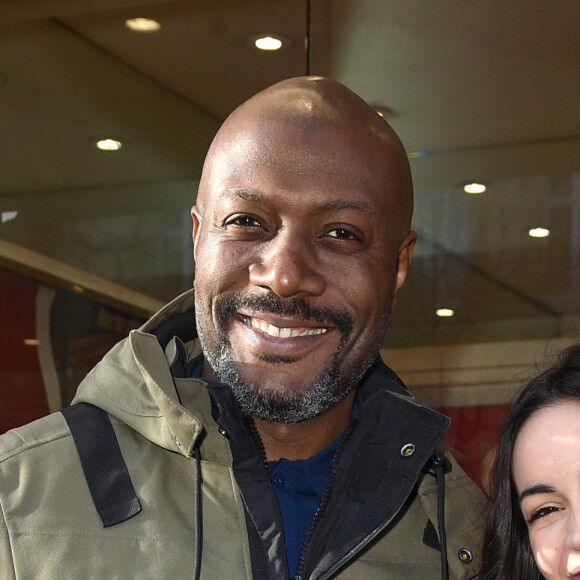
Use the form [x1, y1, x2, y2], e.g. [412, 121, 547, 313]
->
[480, 342, 580, 580]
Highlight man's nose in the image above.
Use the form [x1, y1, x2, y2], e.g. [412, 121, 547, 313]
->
[248, 229, 326, 297]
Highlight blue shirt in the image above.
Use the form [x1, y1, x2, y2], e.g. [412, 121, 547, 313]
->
[267, 436, 341, 577]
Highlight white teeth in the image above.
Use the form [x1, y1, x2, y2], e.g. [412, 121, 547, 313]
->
[243, 316, 328, 338]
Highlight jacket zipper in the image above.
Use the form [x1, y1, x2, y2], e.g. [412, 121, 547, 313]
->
[293, 419, 355, 580]
[242, 413, 270, 471]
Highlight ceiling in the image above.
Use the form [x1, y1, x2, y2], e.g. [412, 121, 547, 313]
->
[0, 0, 579, 348]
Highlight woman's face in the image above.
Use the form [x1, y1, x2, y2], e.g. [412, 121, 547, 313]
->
[513, 401, 580, 580]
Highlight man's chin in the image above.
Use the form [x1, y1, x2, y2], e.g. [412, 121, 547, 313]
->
[229, 374, 325, 422]
[233, 366, 320, 394]
[230, 384, 334, 424]
[225, 360, 359, 423]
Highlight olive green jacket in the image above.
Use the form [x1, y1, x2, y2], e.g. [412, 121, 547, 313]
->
[0, 290, 486, 579]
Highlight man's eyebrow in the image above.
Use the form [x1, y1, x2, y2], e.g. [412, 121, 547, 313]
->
[219, 188, 265, 202]
[218, 189, 373, 213]
[519, 483, 556, 503]
[312, 199, 373, 213]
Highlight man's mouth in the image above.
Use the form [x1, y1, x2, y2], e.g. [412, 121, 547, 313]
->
[240, 314, 329, 338]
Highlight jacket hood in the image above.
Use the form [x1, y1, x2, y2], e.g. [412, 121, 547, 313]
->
[72, 289, 205, 457]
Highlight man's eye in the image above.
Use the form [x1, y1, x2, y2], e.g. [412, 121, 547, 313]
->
[327, 227, 360, 241]
[527, 505, 562, 525]
[225, 215, 261, 228]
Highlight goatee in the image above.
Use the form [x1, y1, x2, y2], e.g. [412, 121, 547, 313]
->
[195, 292, 384, 423]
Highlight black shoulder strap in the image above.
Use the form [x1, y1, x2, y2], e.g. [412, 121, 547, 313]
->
[61, 402, 142, 528]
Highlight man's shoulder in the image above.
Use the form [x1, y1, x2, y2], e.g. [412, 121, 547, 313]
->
[0, 412, 71, 464]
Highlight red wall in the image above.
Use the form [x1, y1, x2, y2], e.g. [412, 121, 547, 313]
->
[440, 404, 510, 492]
[0, 269, 49, 433]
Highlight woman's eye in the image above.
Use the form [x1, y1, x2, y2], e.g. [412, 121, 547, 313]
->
[527, 505, 562, 524]
[327, 227, 360, 241]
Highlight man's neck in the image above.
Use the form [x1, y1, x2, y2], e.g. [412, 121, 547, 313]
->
[252, 390, 357, 462]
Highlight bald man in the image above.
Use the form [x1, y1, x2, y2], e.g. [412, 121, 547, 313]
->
[0, 77, 486, 580]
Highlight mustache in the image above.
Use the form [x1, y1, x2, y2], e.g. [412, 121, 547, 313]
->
[216, 293, 354, 336]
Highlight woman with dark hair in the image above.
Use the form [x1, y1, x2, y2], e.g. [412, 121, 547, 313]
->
[481, 342, 580, 580]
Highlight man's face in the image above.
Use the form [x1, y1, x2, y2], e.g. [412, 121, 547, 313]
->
[192, 119, 415, 422]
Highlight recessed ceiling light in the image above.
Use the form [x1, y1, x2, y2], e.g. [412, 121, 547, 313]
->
[72, 285, 85, 294]
[96, 138, 122, 151]
[255, 36, 283, 50]
[1, 210, 17, 223]
[463, 182, 487, 194]
[528, 227, 550, 238]
[248, 34, 288, 51]
[24, 338, 39, 346]
[125, 18, 161, 32]
[436, 308, 455, 318]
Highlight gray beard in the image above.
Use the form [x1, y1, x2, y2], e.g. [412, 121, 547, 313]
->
[196, 293, 385, 423]
[205, 337, 375, 423]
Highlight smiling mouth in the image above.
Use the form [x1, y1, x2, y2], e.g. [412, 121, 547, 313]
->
[240, 314, 329, 338]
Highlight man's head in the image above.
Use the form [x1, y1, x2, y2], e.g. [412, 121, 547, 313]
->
[191, 76, 416, 423]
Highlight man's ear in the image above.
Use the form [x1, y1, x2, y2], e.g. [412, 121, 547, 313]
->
[191, 205, 202, 262]
[394, 230, 417, 295]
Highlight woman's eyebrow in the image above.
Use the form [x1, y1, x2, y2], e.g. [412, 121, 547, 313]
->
[519, 483, 556, 504]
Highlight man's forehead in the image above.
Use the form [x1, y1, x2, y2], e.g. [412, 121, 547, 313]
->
[211, 112, 392, 179]
[204, 133, 394, 211]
